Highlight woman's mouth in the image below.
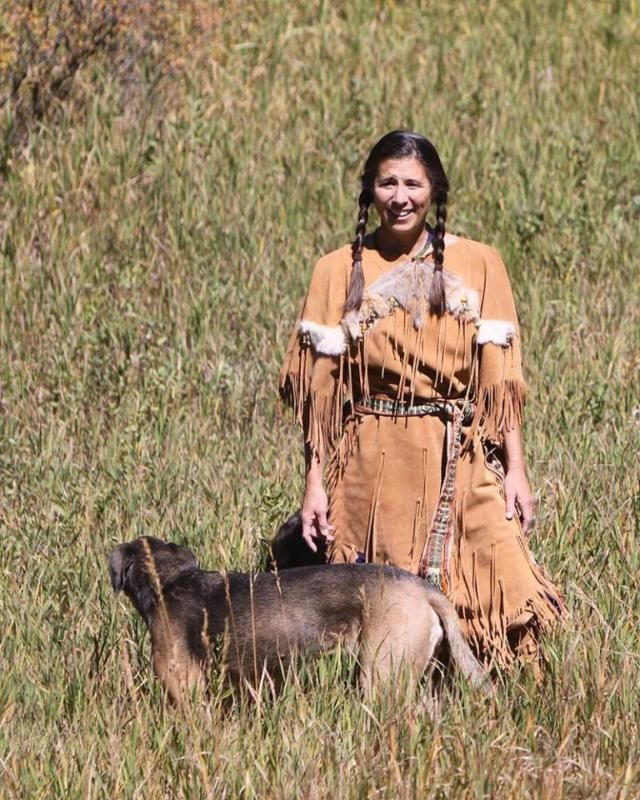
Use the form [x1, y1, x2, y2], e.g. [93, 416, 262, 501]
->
[389, 209, 413, 221]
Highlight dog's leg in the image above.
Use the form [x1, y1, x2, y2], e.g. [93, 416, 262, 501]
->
[150, 613, 206, 704]
[358, 585, 442, 697]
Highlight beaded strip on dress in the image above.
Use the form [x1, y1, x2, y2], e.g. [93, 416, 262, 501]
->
[355, 392, 471, 590]
[355, 394, 471, 591]
[417, 406, 466, 590]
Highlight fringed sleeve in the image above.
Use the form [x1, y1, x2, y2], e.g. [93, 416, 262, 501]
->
[279, 250, 350, 459]
[474, 246, 528, 443]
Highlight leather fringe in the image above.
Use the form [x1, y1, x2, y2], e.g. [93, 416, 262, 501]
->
[472, 379, 527, 443]
[279, 347, 348, 459]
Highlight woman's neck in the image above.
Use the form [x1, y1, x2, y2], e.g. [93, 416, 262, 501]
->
[374, 226, 430, 259]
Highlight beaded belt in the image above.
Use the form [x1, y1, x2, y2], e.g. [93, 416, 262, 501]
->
[355, 396, 475, 425]
[355, 395, 475, 592]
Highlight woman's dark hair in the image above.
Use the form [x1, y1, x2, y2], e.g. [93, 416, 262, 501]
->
[345, 130, 450, 316]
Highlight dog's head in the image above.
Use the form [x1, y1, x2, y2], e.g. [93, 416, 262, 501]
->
[269, 511, 326, 570]
[109, 537, 198, 620]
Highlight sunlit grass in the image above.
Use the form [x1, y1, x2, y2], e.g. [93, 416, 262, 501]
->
[0, 1, 638, 797]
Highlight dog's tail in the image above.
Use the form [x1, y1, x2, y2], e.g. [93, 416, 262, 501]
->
[428, 592, 494, 696]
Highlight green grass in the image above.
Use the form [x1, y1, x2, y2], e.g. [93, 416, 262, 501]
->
[1, 1, 639, 797]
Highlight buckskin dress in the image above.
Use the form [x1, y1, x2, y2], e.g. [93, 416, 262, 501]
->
[279, 234, 563, 667]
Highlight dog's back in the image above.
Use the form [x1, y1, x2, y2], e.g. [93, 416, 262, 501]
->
[162, 563, 406, 673]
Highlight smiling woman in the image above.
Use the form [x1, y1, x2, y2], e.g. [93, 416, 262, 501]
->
[280, 130, 563, 672]
[373, 159, 432, 239]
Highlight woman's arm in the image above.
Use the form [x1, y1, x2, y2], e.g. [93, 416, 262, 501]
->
[279, 253, 350, 553]
[301, 442, 334, 552]
[502, 424, 536, 534]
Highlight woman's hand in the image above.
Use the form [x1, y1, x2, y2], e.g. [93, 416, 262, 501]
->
[504, 466, 536, 535]
[301, 482, 334, 553]
[502, 425, 536, 535]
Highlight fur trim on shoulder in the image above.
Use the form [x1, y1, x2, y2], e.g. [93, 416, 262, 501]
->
[341, 260, 481, 340]
[476, 320, 515, 347]
[299, 320, 347, 356]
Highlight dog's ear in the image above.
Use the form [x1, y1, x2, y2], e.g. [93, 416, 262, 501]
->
[166, 541, 198, 572]
[108, 547, 132, 593]
[108, 541, 162, 623]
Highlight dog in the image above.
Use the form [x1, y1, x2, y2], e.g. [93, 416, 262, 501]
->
[109, 537, 489, 703]
[268, 511, 325, 569]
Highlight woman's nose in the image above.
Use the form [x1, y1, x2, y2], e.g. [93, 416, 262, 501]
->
[391, 183, 408, 205]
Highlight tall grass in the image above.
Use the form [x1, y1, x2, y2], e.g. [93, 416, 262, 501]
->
[0, 1, 639, 797]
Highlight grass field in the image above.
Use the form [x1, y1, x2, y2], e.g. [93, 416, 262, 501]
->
[1, 1, 639, 797]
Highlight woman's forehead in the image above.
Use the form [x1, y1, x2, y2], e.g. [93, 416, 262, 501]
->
[375, 156, 429, 181]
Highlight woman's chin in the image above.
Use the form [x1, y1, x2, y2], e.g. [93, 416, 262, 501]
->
[382, 220, 422, 238]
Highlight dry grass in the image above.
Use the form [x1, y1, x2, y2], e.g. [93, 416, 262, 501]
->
[0, 1, 639, 797]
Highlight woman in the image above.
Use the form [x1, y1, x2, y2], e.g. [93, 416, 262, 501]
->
[279, 131, 562, 669]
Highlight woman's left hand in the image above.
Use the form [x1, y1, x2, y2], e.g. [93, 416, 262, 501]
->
[503, 467, 536, 535]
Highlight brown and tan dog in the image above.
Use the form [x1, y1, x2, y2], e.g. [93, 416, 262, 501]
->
[109, 537, 489, 703]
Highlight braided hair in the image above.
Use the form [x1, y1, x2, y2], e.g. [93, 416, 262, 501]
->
[429, 192, 448, 315]
[344, 130, 450, 316]
[343, 190, 371, 313]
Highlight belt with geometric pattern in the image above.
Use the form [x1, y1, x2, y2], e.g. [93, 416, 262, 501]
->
[355, 395, 473, 592]
[355, 395, 475, 425]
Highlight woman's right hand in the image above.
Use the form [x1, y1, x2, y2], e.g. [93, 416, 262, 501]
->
[301, 482, 334, 553]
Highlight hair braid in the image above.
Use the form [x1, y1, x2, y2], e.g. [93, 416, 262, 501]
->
[344, 190, 370, 313]
[429, 193, 448, 316]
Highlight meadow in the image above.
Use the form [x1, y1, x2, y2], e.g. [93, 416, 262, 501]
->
[0, 1, 639, 797]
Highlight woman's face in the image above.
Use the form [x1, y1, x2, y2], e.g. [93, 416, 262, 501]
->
[372, 156, 432, 240]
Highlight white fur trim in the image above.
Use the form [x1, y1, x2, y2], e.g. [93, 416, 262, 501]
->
[299, 320, 347, 356]
[476, 320, 515, 346]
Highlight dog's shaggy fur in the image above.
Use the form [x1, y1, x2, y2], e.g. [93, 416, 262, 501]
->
[109, 537, 489, 703]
